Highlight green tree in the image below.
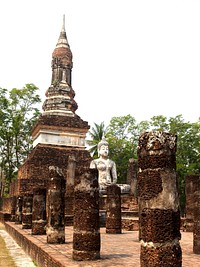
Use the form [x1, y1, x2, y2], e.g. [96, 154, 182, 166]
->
[106, 115, 138, 183]
[150, 115, 169, 131]
[87, 122, 108, 157]
[0, 84, 41, 196]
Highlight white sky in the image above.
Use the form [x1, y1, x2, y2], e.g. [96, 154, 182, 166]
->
[0, 0, 199, 128]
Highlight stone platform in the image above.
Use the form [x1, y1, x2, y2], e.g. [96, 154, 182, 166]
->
[4, 222, 200, 267]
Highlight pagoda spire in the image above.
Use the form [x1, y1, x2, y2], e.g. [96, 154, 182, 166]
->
[62, 14, 65, 32]
[31, 16, 89, 150]
[56, 14, 69, 49]
[50, 14, 73, 86]
[42, 15, 77, 116]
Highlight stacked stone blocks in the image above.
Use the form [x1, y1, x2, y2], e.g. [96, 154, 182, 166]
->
[106, 184, 122, 234]
[46, 166, 66, 244]
[73, 168, 100, 260]
[137, 131, 182, 266]
[192, 175, 200, 254]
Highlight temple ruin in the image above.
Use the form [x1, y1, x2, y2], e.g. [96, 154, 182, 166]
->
[1, 14, 199, 267]
[0, 14, 139, 234]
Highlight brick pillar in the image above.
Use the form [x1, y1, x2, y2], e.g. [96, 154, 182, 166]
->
[193, 176, 200, 254]
[127, 158, 138, 197]
[65, 155, 76, 226]
[32, 188, 46, 235]
[22, 194, 33, 229]
[46, 166, 65, 244]
[185, 175, 200, 231]
[106, 184, 121, 234]
[15, 196, 23, 224]
[73, 168, 100, 261]
[137, 131, 182, 267]
[10, 196, 17, 222]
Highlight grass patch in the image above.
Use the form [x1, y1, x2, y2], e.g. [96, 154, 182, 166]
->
[33, 260, 38, 266]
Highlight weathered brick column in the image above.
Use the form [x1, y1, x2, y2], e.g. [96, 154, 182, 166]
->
[193, 176, 200, 254]
[127, 158, 138, 196]
[22, 194, 33, 229]
[185, 175, 200, 231]
[46, 166, 65, 244]
[137, 131, 182, 267]
[15, 196, 23, 224]
[106, 184, 121, 234]
[10, 196, 17, 222]
[32, 188, 46, 235]
[65, 155, 76, 226]
[73, 168, 100, 260]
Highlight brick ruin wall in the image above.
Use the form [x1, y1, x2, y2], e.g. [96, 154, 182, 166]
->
[185, 175, 200, 231]
[1, 143, 139, 229]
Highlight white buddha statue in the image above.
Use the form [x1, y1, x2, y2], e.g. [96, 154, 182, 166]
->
[90, 137, 117, 191]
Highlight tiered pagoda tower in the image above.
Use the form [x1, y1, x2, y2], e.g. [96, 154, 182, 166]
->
[32, 15, 88, 148]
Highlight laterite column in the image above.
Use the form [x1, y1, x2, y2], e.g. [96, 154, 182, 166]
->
[46, 166, 65, 244]
[73, 168, 100, 261]
[32, 188, 46, 235]
[106, 184, 121, 234]
[65, 155, 76, 226]
[137, 131, 182, 267]
[185, 175, 200, 231]
[22, 194, 33, 229]
[10, 196, 17, 222]
[193, 175, 200, 254]
[15, 196, 23, 224]
[127, 158, 138, 196]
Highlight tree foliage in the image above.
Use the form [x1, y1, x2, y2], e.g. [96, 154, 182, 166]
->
[87, 122, 108, 158]
[0, 84, 41, 196]
[106, 115, 138, 183]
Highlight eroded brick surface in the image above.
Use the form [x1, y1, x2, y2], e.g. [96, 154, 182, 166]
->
[193, 184, 200, 254]
[32, 188, 46, 235]
[140, 208, 181, 243]
[22, 194, 33, 229]
[106, 184, 121, 234]
[137, 131, 182, 266]
[185, 175, 200, 232]
[140, 244, 182, 267]
[46, 166, 65, 244]
[73, 168, 100, 261]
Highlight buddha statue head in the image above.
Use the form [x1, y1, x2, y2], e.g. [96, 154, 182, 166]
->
[97, 137, 109, 157]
